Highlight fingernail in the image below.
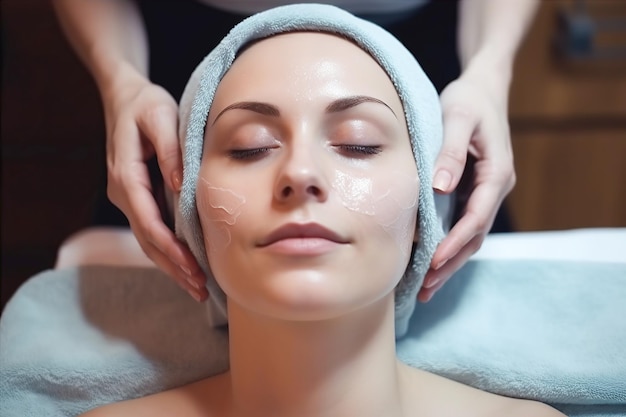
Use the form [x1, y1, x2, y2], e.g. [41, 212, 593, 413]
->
[190, 290, 202, 303]
[434, 258, 448, 271]
[424, 277, 441, 289]
[433, 170, 452, 192]
[172, 170, 183, 192]
[185, 275, 200, 290]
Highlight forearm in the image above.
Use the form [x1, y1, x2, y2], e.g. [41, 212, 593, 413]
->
[457, 0, 539, 103]
[52, 0, 149, 98]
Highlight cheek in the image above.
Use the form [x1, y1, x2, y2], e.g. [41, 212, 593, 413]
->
[372, 170, 420, 253]
[196, 177, 246, 254]
[331, 166, 419, 255]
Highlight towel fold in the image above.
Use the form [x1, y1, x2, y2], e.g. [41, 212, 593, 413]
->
[1, 259, 625, 416]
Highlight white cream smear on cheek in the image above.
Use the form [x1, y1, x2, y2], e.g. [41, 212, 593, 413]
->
[197, 177, 246, 253]
[332, 169, 419, 255]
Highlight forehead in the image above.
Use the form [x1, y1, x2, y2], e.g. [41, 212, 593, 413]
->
[211, 31, 404, 116]
[237, 31, 370, 63]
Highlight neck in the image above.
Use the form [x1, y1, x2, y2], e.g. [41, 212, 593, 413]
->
[224, 295, 407, 417]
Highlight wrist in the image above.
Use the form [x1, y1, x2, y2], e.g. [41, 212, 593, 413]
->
[97, 59, 149, 108]
[460, 46, 514, 107]
[88, 38, 149, 98]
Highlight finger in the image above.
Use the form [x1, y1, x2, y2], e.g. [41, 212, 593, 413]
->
[433, 105, 477, 193]
[124, 180, 206, 284]
[136, 233, 209, 302]
[106, 113, 157, 208]
[144, 215, 206, 284]
[137, 103, 183, 192]
[107, 149, 153, 216]
[108, 138, 205, 292]
[124, 184, 207, 301]
[418, 234, 483, 303]
[429, 179, 502, 269]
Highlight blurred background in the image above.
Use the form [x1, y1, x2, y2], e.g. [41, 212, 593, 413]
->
[2, 0, 626, 311]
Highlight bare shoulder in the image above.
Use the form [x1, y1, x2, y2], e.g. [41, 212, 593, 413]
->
[78, 400, 135, 417]
[400, 364, 565, 417]
[78, 373, 230, 417]
[77, 393, 185, 417]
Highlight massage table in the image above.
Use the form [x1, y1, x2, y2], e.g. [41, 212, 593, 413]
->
[1, 227, 625, 416]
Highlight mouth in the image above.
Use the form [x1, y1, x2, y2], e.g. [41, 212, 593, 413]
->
[258, 223, 350, 248]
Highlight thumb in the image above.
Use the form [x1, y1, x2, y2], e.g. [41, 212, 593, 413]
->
[434, 106, 476, 194]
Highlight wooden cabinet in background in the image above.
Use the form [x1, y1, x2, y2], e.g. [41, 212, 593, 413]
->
[507, 0, 626, 231]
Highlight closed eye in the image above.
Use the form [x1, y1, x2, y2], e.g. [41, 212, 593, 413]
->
[335, 144, 382, 157]
[228, 147, 272, 160]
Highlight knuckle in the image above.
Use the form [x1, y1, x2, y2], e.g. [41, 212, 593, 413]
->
[443, 103, 475, 121]
[496, 162, 516, 193]
[441, 148, 468, 167]
[142, 218, 163, 245]
[468, 235, 484, 255]
[157, 144, 179, 167]
[144, 101, 175, 126]
[508, 170, 517, 190]
[470, 212, 489, 232]
[106, 178, 124, 208]
[474, 218, 488, 232]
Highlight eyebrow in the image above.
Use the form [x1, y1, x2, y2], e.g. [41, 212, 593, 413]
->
[326, 95, 397, 118]
[211, 95, 397, 125]
[212, 102, 279, 126]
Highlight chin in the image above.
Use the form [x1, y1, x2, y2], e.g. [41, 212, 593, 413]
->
[234, 270, 395, 323]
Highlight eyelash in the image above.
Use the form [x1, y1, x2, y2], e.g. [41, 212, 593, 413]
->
[228, 148, 271, 160]
[227, 144, 382, 161]
[337, 144, 382, 157]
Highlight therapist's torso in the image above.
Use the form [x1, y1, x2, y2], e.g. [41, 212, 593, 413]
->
[194, 0, 430, 15]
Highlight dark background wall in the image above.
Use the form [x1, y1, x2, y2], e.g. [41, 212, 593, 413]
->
[2, 0, 626, 312]
[2, 1, 105, 310]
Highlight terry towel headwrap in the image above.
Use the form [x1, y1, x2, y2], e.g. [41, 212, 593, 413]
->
[176, 3, 449, 337]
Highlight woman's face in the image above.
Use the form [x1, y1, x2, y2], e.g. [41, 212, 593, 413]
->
[197, 32, 419, 321]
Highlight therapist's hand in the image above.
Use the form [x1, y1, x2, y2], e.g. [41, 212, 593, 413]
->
[103, 69, 208, 302]
[418, 73, 516, 302]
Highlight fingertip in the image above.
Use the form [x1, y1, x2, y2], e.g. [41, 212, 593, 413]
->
[189, 290, 203, 303]
[417, 288, 434, 303]
[433, 258, 448, 271]
[433, 169, 453, 193]
[171, 169, 183, 192]
[189, 285, 209, 302]
[159, 151, 183, 191]
[430, 241, 457, 271]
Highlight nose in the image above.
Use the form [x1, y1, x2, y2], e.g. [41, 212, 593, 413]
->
[274, 145, 328, 204]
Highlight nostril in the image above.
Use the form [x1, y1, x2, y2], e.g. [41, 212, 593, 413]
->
[307, 185, 322, 197]
[277, 181, 325, 201]
[281, 186, 293, 198]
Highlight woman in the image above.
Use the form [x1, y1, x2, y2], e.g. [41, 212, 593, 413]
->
[52, 0, 535, 304]
[81, 6, 562, 416]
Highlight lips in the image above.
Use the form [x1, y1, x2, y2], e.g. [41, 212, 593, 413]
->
[258, 223, 349, 247]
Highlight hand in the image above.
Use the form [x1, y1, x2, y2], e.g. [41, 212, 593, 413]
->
[418, 74, 516, 302]
[103, 69, 208, 302]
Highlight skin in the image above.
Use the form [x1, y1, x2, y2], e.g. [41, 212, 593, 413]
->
[51, 0, 539, 303]
[198, 32, 418, 324]
[79, 32, 564, 417]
